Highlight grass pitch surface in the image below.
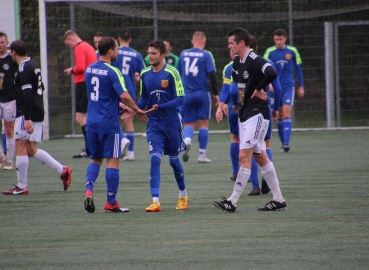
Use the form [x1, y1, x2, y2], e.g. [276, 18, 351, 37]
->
[0, 130, 368, 269]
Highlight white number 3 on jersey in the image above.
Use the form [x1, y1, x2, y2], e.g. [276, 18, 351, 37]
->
[90, 76, 99, 101]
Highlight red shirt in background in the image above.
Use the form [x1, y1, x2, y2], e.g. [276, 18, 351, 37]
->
[73, 41, 97, 84]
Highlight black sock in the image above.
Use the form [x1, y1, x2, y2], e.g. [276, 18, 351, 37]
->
[81, 125, 89, 155]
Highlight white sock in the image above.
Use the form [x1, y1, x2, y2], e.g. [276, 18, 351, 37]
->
[184, 138, 191, 145]
[33, 149, 64, 175]
[199, 149, 206, 158]
[0, 144, 4, 156]
[228, 167, 251, 206]
[179, 189, 187, 198]
[16, 156, 29, 189]
[6, 138, 15, 163]
[153, 197, 160, 203]
[261, 162, 284, 202]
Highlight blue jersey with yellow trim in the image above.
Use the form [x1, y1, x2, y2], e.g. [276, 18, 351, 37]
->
[112, 46, 145, 97]
[139, 64, 185, 120]
[85, 60, 128, 133]
[263, 45, 303, 89]
[177, 48, 216, 93]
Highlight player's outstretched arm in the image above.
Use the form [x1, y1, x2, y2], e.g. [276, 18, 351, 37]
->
[120, 92, 148, 122]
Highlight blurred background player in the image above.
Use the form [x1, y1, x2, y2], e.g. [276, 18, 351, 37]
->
[264, 28, 304, 153]
[178, 31, 218, 163]
[63, 30, 97, 158]
[215, 51, 239, 181]
[3, 40, 72, 195]
[112, 29, 145, 161]
[0, 32, 17, 170]
[137, 40, 188, 212]
[93, 32, 106, 54]
[144, 39, 179, 68]
[83, 36, 147, 213]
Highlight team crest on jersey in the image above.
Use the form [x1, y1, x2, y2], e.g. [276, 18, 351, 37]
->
[161, 80, 169, 88]
[2, 64, 9, 70]
[285, 54, 292, 60]
[243, 71, 249, 79]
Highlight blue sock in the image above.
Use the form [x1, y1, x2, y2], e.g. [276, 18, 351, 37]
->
[283, 118, 292, 145]
[230, 142, 239, 174]
[183, 126, 194, 141]
[169, 155, 186, 191]
[2, 134, 6, 154]
[85, 163, 100, 192]
[198, 128, 208, 150]
[150, 153, 162, 197]
[119, 128, 125, 140]
[266, 148, 273, 161]
[250, 156, 259, 189]
[126, 132, 134, 151]
[106, 168, 120, 205]
[277, 120, 284, 145]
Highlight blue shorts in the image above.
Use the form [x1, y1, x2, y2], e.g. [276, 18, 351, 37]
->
[147, 113, 186, 156]
[182, 90, 211, 123]
[228, 107, 239, 136]
[87, 131, 120, 159]
[280, 87, 295, 106]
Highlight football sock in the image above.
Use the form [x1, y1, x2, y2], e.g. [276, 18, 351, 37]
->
[250, 156, 259, 190]
[261, 162, 284, 202]
[86, 162, 100, 192]
[119, 128, 125, 140]
[230, 142, 239, 174]
[183, 126, 194, 142]
[277, 120, 284, 145]
[198, 128, 208, 150]
[150, 153, 162, 198]
[169, 155, 186, 191]
[229, 167, 251, 206]
[33, 149, 64, 174]
[6, 138, 15, 163]
[106, 168, 119, 205]
[0, 143, 4, 157]
[283, 118, 292, 145]
[266, 148, 273, 161]
[81, 125, 90, 156]
[126, 132, 134, 152]
[153, 197, 159, 203]
[16, 156, 29, 189]
[179, 189, 187, 198]
[2, 133, 6, 154]
[199, 149, 206, 159]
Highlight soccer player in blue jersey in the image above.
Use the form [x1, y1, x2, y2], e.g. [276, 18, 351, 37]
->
[112, 29, 146, 161]
[137, 40, 188, 212]
[177, 31, 218, 163]
[83, 37, 147, 213]
[216, 52, 239, 181]
[264, 29, 305, 152]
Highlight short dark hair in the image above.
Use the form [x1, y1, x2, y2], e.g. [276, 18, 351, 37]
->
[147, 40, 166, 55]
[94, 32, 106, 38]
[0, 32, 8, 40]
[119, 29, 132, 41]
[10, 40, 27, 56]
[273, 28, 287, 37]
[98, 36, 116, 55]
[249, 35, 258, 51]
[163, 39, 173, 47]
[228, 28, 250, 46]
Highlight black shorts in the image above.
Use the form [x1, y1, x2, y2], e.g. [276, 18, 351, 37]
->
[76, 82, 88, 113]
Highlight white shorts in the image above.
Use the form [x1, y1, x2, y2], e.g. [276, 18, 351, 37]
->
[0, 100, 16, 122]
[239, 113, 269, 154]
[15, 116, 43, 142]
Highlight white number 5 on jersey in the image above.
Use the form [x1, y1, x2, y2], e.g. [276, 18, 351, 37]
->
[90, 76, 99, 101]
